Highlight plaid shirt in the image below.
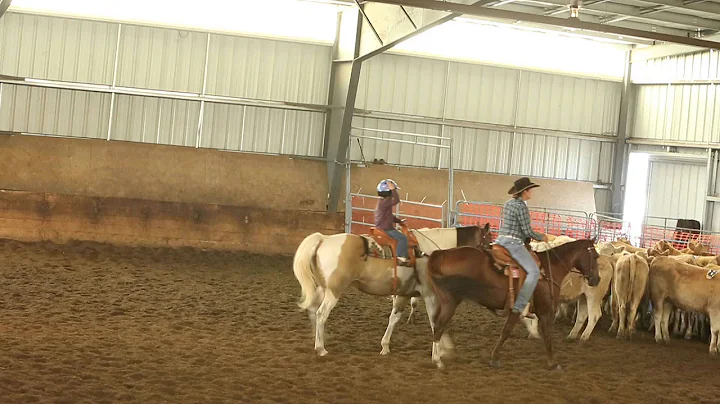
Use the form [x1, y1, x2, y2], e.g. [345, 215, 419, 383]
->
[498, 197, 544, 241]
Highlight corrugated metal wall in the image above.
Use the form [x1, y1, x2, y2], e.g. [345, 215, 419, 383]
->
[632, 84, 720, 142]
[631, 50, 720, 143]
[632, 50, 720, 82]
[352, 53, 620, 183]
[0, 12, 330, 157]
[645, 160, 707, 226]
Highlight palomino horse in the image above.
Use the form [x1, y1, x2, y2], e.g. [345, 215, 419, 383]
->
[293, 231, 448, 357]
[381, 224, 494, 355]
[424, 239, 600, 370]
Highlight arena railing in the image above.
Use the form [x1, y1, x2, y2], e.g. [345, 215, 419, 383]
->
[452, 200, 596, 240]
[348, 193, 445, 235]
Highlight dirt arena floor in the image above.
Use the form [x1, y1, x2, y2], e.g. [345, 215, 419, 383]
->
[0, 239, 719, 404]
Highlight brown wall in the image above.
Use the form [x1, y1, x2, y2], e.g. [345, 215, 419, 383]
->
[348, 163, 596, 213]
[0, 134, 597, 215]
[0, 134, 329, 212]
[0, 190, 343, 254]
[0, 135, 597, 252]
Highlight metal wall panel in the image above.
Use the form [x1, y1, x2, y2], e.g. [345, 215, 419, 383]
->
[205, 34, 331, 104]
[356, 53, 447, 118]
[594, 189, 612, 213]
[632, 51, 720, 82]
[350, 117, 443, 168]
[645, 161, 707, 225]
[117, 25, 207, 93]
[444, 62, 518, 126]
[516, 72, 621, 135]
[0, 13, 117, 85]
[443, 126, 511, 173]
[111, 94, 200, 146]
[632, 84, 720, 142]
[200, 103, 324, 156]
[509, 133, 606, 181]
[0, 83, 110, 139]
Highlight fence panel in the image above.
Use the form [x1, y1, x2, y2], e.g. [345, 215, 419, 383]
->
[349, 193, 445, 235]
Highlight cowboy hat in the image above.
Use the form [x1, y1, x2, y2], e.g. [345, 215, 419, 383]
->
[508, 177, 539, 195]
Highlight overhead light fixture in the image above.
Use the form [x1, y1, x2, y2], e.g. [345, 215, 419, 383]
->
[569, 5, 579, 18]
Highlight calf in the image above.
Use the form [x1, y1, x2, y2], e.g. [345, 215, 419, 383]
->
[649, 256, 720, 354]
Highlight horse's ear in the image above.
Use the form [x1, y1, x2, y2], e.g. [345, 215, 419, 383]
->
[483, 223, 490, 232]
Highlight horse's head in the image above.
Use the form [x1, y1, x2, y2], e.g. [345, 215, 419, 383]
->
[473, 223, 493, 249]
[575, 239, 600, 287]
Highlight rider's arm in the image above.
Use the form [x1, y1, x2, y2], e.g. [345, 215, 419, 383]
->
[518, 202, 545, 241]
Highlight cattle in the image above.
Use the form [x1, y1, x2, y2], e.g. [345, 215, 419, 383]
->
[610, 251, 650, 339]
[649, 256, 720, 355]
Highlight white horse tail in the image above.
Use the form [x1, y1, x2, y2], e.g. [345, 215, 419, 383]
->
[293, 232, 325, 310]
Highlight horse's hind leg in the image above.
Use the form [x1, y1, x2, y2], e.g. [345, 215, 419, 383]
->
[381, 295, 411, 355]
[538, 312, 561, 371]
[489, 312, 521, 369]
[407, 297, 419, 324]
[314, 289, 340, 356]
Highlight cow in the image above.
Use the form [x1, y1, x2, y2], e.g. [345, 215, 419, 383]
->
[610, 251, 650, 339]
[649, 256, 720, 355]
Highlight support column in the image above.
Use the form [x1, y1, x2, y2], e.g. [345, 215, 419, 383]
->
[325, 8, 363, 213]
[325, 0, 485, 212]
[611, 49, 633, 214]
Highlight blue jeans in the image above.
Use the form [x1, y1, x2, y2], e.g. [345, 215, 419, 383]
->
[385, 229, 409, 258]
[495, 236, 540, 312]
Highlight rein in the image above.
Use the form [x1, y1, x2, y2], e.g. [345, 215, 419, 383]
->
[539, 242, 595, 314]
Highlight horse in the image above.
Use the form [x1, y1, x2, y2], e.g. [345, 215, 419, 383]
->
[380, 224, 494, 355]
[293, 231, 447, 357]
[424, 238, 600, 370]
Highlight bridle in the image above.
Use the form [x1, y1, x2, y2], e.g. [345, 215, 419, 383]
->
[540, 243, 598, 314]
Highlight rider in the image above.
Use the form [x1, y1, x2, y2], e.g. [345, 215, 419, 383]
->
[495, 177, 549, 316]
[375, 179, 410, 265]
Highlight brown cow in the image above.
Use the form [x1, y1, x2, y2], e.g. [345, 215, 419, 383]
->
[649, 256, 720, 354]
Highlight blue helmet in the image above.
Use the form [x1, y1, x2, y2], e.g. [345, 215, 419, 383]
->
[377, 179, 400, 192]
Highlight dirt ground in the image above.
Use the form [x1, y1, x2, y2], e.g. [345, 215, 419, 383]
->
[0, 240, 719, 404]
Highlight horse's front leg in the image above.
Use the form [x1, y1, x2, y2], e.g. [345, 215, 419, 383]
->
[381, 295, 410, 355]
[538, 312, 561, 371]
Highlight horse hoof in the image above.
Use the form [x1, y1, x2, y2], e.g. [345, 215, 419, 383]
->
[316, 348, 328, 357]
[565, 336, 577, 343]
[550, 364, 563, 372]
[489, 360, 501, 369]
[380, 347, 390, 356]
[435, 362, 446, 370]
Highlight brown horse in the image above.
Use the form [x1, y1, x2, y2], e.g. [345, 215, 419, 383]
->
[425, 239, 600, 370]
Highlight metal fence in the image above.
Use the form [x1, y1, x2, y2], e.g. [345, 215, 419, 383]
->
[452, 200, 596, 240]
[348, 193, 446, 235]
[591, 212, 632, 244]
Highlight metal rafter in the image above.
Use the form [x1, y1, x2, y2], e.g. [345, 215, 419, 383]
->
[365, 0, 720, 49]
[0, 0, 12, 19]
[527, 0, 720, 30]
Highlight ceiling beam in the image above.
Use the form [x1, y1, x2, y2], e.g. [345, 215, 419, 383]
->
[0, 0, 12, 19]
[528, 0, 720, 30]
[631, 32, 720, 62]
[365, 0, 720, 50]
[631, 0, 720, 16]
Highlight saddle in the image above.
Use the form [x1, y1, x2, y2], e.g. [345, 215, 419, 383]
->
[489, 241, 545, 317]
[363, 222, 422, 294]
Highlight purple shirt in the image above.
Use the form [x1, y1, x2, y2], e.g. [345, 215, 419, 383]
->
[374, 189, 401, 230]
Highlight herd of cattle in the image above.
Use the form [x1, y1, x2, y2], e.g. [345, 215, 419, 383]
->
[523, 236, 720, 354]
